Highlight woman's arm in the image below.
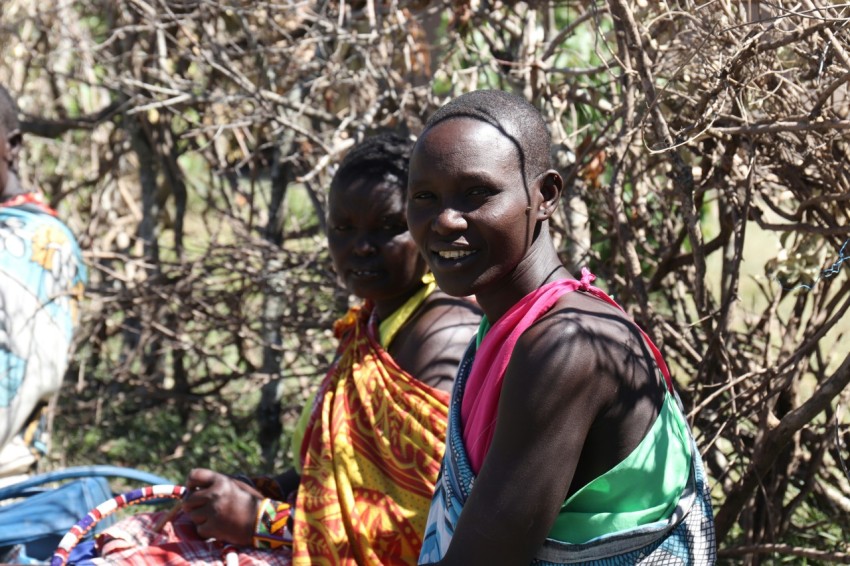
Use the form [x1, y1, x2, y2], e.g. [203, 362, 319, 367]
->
[428, 313, 611, 565]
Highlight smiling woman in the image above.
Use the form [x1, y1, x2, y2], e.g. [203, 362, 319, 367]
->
[407, 118, 541, 307]
[328, 178, 424, 315]
[327, 140, 428, 323]
[325, 133, 479, 391]
[86, 132, 481, 566]
[408, 90, 716, 566]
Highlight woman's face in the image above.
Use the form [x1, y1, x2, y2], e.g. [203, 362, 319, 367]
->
[407, 117, 538, 299]
[327, 176, 428, 314]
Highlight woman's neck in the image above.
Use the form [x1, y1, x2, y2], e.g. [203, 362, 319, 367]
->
[475, 230, 571, 324]
[372, 282, 427, 321]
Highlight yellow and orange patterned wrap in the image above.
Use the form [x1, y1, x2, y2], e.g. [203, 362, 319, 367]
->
[293, 303, 450, 566]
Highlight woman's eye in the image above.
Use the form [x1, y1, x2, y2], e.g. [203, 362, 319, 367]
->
[331, 224, 351, 232]
[468, 186, 492, 197]
[411, 191, 434, 201]
[382, 222, 407, 234]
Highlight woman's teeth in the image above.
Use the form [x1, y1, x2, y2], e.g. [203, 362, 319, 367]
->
[437, 250, 475, 259]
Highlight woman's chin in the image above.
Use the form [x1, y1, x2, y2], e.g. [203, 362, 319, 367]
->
[428, 276, 474, 298]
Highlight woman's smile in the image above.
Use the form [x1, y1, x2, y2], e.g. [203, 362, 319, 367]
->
[434, 249, 477, 260]
[429, 248, 480, 272]
[348, 266, 382, 279]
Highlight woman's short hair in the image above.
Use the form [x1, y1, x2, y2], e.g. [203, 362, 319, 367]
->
[330, 132, 414, 194]
[422, 90, 552, 186]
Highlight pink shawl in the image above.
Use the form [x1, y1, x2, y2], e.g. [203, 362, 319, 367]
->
[460, 268, 672, 473]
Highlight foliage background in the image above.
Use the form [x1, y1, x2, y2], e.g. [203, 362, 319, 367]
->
[2, 0, 850, 563]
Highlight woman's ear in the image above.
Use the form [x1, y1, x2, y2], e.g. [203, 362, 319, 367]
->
[535, 170, 563, 221]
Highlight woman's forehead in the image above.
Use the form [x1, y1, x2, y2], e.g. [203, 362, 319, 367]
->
[420, 118, 517, 157]
[411, 118, 522, 181]
[329, 177, 405, 213]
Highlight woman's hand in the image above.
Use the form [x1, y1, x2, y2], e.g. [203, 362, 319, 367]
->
[182, 468, 262, 547]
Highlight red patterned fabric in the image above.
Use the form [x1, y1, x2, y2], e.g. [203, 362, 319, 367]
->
[292, 304, 449, 565]
[92, 510, 290, 565]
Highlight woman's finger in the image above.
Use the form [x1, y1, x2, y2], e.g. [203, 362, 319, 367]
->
[186, 468, 217, 490]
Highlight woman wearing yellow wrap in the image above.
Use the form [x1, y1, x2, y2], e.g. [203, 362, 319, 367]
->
[91, 133, 481, 566]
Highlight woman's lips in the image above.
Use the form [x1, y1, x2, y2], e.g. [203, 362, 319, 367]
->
[435, 249, 476, 259]
[430, 248, 479, 267]
[349, 268, 381, 278]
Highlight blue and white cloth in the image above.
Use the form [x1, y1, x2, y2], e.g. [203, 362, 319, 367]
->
[0, 201, 86, 477]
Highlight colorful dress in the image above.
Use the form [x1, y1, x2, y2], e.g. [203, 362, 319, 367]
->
[292, 282, 449, 565]
[93, 282, 451, 565]
[419, 269, 716, 565]
[0, 195, 86, 478]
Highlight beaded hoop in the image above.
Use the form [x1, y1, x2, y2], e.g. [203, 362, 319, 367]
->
[50, 484, 238, 566]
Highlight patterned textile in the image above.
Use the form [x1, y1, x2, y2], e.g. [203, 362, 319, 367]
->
[0, 199, 86, 477]
[253, 499, 294, 550]
[91, 508, 291, 565]
[289, 275, 437, 475]
[420, 270, 716, 565]
[293, 302, 450, 565]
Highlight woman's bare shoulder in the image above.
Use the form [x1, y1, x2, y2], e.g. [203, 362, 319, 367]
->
[393, 290, 482, 392]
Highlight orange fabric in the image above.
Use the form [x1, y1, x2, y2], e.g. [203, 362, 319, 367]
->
[293, 303, 450, 565]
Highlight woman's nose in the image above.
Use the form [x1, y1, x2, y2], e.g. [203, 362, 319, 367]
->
[353, 233, 376, 256]
[432, 207, 467, 236]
